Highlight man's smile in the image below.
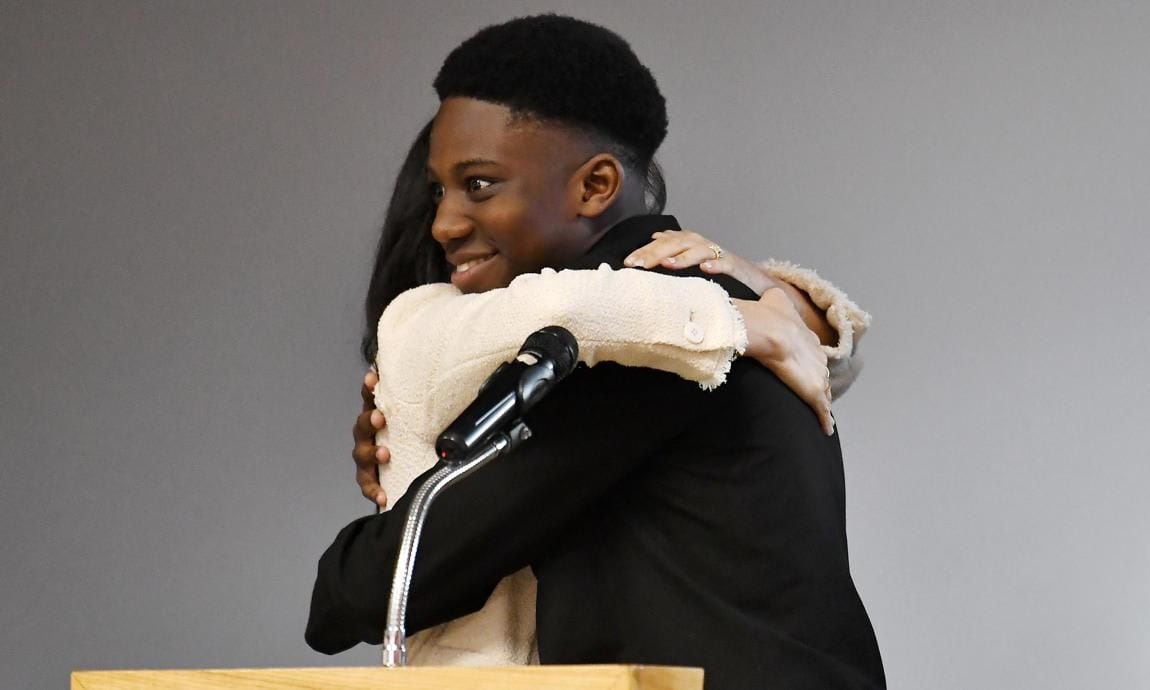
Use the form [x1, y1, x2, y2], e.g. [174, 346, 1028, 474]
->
[453, 254, 496, 273]
[448, 251, 500, 291]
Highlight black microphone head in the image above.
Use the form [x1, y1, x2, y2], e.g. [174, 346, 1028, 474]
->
[520, 326, 579, 378]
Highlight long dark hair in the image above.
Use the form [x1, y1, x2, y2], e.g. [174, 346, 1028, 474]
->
[360, 120, 667, 365]
[360, 120, 448, 364]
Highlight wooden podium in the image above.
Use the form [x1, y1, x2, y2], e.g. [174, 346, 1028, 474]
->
[71, 664, 703, 689]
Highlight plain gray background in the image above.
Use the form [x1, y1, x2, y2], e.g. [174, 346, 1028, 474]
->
[2, 1, 1148, 688]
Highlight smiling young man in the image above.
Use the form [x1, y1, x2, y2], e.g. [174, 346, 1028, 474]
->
[308, 15, 885, 689]
[430, 98, 640, 293]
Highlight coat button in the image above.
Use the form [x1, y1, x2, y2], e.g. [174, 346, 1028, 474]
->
[684, 322, 705, 344]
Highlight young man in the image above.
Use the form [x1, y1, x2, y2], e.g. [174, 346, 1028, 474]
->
[308, 15, 884, 688]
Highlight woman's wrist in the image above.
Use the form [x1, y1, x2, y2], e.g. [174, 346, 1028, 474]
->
[752, 272, 782, 296]
[733, 298, 772, 362]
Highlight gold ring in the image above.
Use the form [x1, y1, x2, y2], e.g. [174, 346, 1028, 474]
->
[708, 244, 724, 260]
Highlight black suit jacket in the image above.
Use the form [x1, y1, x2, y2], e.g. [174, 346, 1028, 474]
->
[307, 215, 885, 689]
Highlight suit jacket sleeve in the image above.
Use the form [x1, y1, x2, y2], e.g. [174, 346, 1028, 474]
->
[306, 358, 717, 654]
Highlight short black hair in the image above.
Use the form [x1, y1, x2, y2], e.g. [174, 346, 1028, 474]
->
[433, 14, 668, 166]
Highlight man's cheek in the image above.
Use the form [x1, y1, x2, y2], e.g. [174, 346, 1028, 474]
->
[490, 258, 519, 291]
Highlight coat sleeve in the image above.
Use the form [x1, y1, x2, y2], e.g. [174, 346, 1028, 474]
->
[376, 264, 747, 393]
[306, 359, 719, 654]
[762, 260, 872, 399]
[371, 266, 749, 467]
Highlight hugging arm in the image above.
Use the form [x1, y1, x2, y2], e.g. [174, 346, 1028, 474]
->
[308, 360, 711, 653]
[314, 270, 736, 652]
[624, 229, 870, 395]
[372, 267, 749, 414]
[355, 241, 870, 506]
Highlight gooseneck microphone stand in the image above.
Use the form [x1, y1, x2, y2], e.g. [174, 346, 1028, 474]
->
[381, 421, 533, 667]
[380, 325, 578, 667]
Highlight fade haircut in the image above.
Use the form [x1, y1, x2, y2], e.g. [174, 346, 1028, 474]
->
[432, 14, 669, 169]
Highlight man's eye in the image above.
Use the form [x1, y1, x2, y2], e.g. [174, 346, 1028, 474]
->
[467, 178, 494, 193]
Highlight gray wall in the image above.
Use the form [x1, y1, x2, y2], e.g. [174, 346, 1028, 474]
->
[2, 1, 1147, 688]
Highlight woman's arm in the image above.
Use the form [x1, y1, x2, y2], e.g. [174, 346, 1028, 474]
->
[374, 267, 749, 427]
[353, 272, 834, 506]
[760, 259, 870, 398]
[624, 230, 832, 342]
[363, 267, 750, 508]
[622, 229, 870, 398]
[356, 239, 870, 506]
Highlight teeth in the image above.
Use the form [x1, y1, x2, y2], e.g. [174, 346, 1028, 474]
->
[456, 255, 493, 273]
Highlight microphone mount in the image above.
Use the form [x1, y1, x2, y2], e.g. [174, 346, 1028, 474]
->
[382, 421, 533, 667]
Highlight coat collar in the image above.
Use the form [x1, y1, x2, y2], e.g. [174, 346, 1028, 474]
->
[568, 215, 681, 270]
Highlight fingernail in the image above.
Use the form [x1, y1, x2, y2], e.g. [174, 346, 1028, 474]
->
[624, 256, 635, 266]
[370, 410, 384, 427]
[666, 257, 676, 265]
[376, 447, 388, 462]
[701, 261, 712, 270]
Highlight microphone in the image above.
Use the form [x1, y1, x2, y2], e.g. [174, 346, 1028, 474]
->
[435, 326, 578, 464]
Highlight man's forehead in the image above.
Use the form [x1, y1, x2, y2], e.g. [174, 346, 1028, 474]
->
[428, 97, 587, 172]
[428, 100, 506, 165]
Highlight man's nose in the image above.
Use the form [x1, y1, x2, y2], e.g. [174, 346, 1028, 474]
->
[430, 194, 472, 245]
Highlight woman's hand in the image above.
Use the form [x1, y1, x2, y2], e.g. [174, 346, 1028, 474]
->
[625, 229, 835, 433]
[624, 229, 778, 295]
[353, 370, 391, 508]
[735, 289, 835, 435]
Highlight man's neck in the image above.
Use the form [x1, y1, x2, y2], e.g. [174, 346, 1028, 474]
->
[580, 192, 649, 253]
[596, 186, 648, 229]
[568, 213, 678, 271]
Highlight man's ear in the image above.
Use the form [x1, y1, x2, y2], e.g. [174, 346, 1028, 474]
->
[571, 153, 624, 219]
